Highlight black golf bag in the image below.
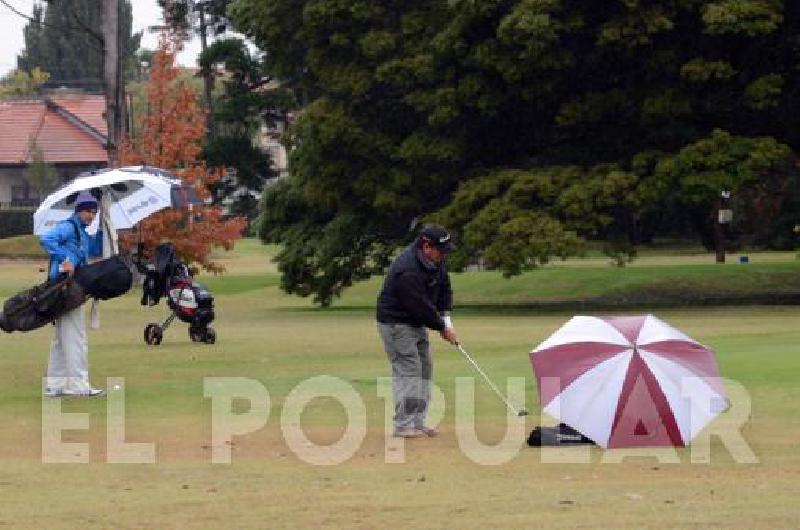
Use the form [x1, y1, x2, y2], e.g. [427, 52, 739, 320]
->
[137, 243, 215, 345]
[527, 423, 596, 447]
[0, 256, 133, 334]
[75, 255, 134, 301]
[0, 275, 85, 333]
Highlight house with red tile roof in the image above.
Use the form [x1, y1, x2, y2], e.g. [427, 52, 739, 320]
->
[0, 92, 108, 207]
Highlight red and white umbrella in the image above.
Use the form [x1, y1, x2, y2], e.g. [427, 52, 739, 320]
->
[530, 315, 727, 448]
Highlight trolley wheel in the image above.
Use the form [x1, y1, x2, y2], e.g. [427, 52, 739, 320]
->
[144, 323, 163, 346]
[189, 327, 205, 343]
[203, 327, 216, 344]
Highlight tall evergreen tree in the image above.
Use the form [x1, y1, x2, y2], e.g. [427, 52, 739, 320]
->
[199, 38, 292, 220]
[158, 0, 232, 39]
[17, 0, 141, 90]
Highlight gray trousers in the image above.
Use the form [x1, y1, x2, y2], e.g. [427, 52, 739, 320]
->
[45, 305, 93, 393]
[378, 323, 431, 430]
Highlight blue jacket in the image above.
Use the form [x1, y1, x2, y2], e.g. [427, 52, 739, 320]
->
[40, 214, 103, 279]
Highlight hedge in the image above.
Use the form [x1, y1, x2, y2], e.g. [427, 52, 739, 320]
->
[0, 210, 34, 238]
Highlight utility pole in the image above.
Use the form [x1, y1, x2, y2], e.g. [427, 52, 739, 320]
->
[118, 18, 128, 141]
[102, 0, 119, 167]
[195, 0, 215, 142]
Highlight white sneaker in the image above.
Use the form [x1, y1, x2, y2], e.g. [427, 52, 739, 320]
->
[63, 387, 105, 398]
[392, 427, 425, 438]
[44, 388, 64, 398]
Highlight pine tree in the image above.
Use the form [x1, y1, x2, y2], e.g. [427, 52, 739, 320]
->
[17, 0, 142, 90]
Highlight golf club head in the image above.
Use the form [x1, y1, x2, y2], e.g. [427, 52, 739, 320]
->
[518, 410, 529, 417]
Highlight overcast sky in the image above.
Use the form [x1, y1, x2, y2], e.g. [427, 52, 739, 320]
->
[0, 0, 202, 78]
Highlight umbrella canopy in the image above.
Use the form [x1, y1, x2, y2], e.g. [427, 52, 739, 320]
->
[531, 315, 727, 448]
[33, 166, 200, 235]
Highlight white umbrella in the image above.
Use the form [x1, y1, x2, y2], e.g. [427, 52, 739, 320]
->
[530, 315, 727, 448]
[33, 166, 195, 235]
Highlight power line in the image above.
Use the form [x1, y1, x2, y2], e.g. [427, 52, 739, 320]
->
[0, 0, 33, 20]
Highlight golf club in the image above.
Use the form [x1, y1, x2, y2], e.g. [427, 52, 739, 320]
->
[455, 343, 529, 417]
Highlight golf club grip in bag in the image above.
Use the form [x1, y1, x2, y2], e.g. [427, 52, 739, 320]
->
[73, 255, 133, 300]
[0, 275, 87, 333]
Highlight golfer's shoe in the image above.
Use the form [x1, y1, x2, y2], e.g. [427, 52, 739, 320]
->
[418, 426, 439, 437]
[44, 387, 64, 398]
[63, 387, 106, 398]
[392, 428, 425, 438]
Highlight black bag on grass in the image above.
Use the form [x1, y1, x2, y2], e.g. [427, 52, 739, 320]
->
[0, 275, 87, 333]
[527, 423, 596, 446]
[73, 255, 133, 300]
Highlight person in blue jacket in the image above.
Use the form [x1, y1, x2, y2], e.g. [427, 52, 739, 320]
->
[39, 191, 105, 397]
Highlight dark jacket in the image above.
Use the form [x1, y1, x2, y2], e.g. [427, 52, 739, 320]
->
[376, 242, 453, 331]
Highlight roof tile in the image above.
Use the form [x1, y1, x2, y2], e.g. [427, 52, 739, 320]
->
[0, 101, 45, 164]
[50, 95, 108, 135]
[0, 96, 107, 165]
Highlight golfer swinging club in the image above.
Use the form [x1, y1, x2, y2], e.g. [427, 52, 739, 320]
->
[377, 225, 458, 438]
[39, 191, 105, 397]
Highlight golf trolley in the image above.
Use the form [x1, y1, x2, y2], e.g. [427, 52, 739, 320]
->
[136, 243, 216, 346]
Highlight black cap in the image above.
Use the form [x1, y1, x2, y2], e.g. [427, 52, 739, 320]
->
[419, 225, 455, 253]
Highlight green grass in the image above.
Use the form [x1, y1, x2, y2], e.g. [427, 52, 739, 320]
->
[0, 239, 799, 528]
[334, 261, 800, 308]
[0, 235, 46, 258]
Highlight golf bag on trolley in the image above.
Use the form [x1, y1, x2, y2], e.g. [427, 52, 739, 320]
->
[136, 243, 216, 345]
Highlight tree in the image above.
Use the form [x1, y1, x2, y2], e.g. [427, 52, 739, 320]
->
[199, 38, 293, 219]
[638, 129, 800, 250]
[25, 139, 59, 199]
[155, 1, 292, 220]
[158, 0, 232, 39]
[118, 37, 246, 273]
[0, 68, 50, 98]
[17, 0, 141, 90]
[157, 0, 236, 142]
[229, 0, 800, 304]
[233, 1, 462, 304]
[429, 165, 640, 275]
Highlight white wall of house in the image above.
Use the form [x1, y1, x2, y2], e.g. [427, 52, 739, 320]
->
[259, 120, 289, 178]
[0, 163, 106, 205]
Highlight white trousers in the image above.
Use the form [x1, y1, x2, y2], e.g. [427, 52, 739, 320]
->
[45, 305, 93, 393]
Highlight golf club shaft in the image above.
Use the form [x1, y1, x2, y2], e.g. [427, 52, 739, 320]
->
[456, 344, 526, 416]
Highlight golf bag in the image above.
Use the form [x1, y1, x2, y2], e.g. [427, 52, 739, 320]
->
[0, 256, 133, 334]
[527, 423, 596, 447]
[137, 243, 215, 345]
[0, 275, 85, 333]
[74, 255, 133, 300]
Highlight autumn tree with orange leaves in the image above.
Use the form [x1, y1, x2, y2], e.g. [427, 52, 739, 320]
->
[119, 38, 246, 273]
